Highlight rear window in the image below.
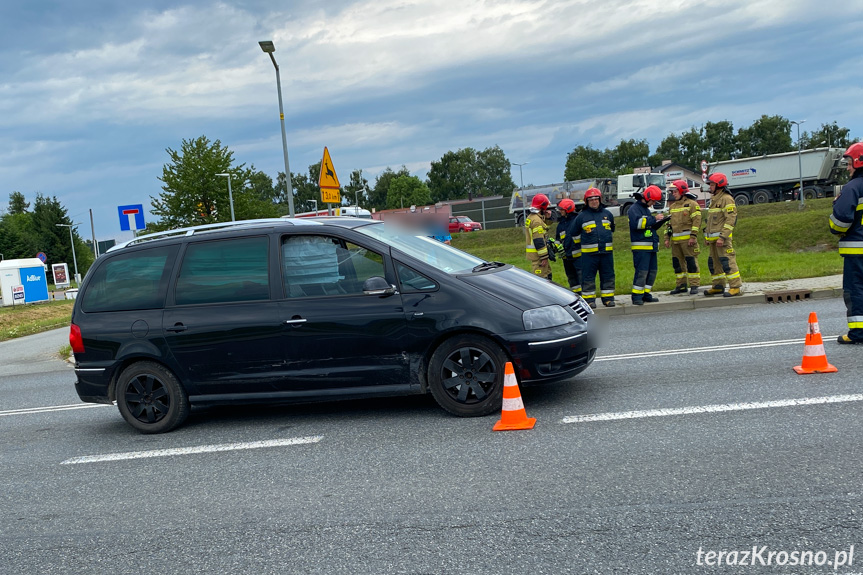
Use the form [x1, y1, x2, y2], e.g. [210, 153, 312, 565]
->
[81, 245, 178, 312]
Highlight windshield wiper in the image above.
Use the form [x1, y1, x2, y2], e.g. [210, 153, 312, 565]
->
[471, 261, 506, 273]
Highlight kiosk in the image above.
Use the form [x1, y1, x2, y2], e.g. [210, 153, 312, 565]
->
[0, 258, 50, 306]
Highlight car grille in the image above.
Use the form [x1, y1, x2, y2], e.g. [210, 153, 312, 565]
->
[570, 298, 593, 322]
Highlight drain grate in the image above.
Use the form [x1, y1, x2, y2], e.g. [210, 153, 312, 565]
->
[764, 289, 812, 303]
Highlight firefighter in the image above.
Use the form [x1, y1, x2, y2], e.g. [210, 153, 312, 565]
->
[703, 172, 743, 296]
[664, 179, 702, 295]
[627, 185, 666, 305]
[829, 142, 863, 344]
[524, 193, 555, 280]
[573, 188, 616, 308]
[554, 198, 581, 294]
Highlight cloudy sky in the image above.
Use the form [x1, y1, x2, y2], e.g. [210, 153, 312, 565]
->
[1, 0, 859, 241]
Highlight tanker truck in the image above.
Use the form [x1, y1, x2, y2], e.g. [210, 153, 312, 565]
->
[706, 147, 845, 206]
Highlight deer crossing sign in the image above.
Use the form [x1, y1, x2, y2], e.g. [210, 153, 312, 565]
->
[318, 147, 341, 204]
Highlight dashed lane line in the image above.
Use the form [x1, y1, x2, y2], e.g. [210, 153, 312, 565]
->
[562, 394, 863, 424]
[0, 403, 110, 417]
[60, 435, 324, 465]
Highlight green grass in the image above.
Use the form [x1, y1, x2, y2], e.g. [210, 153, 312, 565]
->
[451, 198, 843, 293]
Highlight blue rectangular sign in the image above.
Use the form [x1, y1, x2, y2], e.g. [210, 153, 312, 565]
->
[118, 204, 146, 231]
[19, 266, 49, 303]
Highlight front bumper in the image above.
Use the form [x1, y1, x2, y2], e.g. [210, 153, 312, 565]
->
[498, 317, 598, 383]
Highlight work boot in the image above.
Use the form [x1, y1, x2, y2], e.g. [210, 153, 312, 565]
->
[723, 288, 742, 297]
[630, 297, 644, 306]
[642, 293, 660, 303]
[837, 334, 863, 345]
[703, 286, 725, 297]
[603, 300, 616, 308]
[669, 285, 688, 295]
[587, 300, 597, 309]
[689, 287, 700, 295]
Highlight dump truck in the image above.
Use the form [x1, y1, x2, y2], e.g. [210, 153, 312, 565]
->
[510, 172, 666, 225]
[706, 147, 846, 206]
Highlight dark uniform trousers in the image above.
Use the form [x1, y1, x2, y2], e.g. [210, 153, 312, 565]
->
[581, 253, 615, 305]
[631, 251, 658, 303]
[844, 256, 863, 341]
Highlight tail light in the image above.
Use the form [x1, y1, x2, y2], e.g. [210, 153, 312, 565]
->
[69, 323, 85, 354]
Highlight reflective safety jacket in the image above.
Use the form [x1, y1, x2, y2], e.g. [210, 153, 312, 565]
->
[573, 206, 615, 253]
[524, 210, 552, 259]
[704, 189, 737, 242]
[628, 201, 664, 251]
[665, 196, 702, 242]
[555, 212, 581, 258]
[829, 171, 863, 256]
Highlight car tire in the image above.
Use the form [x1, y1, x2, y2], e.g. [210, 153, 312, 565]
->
[428, 335, 507, 417]
[115, 361, 190, 434]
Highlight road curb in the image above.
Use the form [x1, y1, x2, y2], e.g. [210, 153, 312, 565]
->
[592, 287, 840, 316]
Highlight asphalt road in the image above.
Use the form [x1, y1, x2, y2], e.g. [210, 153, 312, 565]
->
[2, 299, 862, 574]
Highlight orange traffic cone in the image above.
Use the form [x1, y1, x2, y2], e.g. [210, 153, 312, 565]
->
[793, 312, 838, 374]
[493, 362, 536, 431]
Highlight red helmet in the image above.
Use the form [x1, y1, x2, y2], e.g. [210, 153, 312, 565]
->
[557, 198, 576, 214]
[531, 193, 550, 210]
[671, 179, 690, 194]
[843, 142, 863, 169]
[584, 188, 602, 201]
[707, 173, 728, 188]
[643, 185, 663, 202]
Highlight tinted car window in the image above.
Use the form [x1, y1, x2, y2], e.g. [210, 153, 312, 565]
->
[282, 235, 385, 298]
[81, 245, 177, 312]
[397, 263, 437, 292]
[175, 236, 269, 305]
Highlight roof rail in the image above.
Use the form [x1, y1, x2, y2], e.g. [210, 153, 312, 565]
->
[107, 218, 314, 252]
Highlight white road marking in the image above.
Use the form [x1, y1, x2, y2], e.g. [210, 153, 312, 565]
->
[60, 435, 324, 465]
[594, 337, 828, 362]
[0, 403, 110, 417]
[562, 394, 863, 424]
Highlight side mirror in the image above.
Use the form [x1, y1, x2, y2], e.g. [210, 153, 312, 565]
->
[362, 276, 396, 296]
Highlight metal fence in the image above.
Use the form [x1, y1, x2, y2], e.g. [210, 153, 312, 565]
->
[447, 196, 515, 230]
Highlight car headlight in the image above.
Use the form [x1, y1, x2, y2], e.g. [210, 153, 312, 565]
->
[522, 305, 575, 330]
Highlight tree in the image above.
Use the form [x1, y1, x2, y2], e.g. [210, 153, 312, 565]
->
[736, 115, 792, 158]
[427, 149, 476, 202]
[564, 145, 612, 180]
[703, 120, 736, 161]
[370, 166, 411, 210]
[343, 169, 370, 208]
[386, 175, 432, 209]
[151, 135, 272, 231]
[610, 139, 651, 174]
[475, 146, 516, 197]
[8, 191, 29, 214]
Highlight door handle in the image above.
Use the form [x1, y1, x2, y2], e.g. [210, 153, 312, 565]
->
[284, 318, 307, 325]
[166, 324, 187, 333]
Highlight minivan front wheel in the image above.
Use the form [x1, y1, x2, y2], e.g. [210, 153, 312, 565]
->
[116, 361, 189, 434]
[428, 335, 507, 417]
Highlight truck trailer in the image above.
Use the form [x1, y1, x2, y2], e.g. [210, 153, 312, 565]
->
[707, 147, 845, 206]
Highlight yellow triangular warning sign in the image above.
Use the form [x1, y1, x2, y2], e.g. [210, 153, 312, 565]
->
[318, 147, 340, 189]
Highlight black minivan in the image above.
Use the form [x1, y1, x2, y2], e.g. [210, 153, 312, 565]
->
[70, 218, 597, 433]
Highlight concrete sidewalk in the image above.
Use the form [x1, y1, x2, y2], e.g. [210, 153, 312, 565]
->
[594, 274, 844, 316]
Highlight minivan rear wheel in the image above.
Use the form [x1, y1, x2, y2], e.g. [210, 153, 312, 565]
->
[428, 335, 507, 417]
[116, 361, 189, 434]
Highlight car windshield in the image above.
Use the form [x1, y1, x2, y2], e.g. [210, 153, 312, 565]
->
[457, 216, 471, 222]
[356, 222, 484, 274]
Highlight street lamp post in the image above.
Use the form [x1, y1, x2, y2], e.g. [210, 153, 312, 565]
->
[791, 120, 806, 208]
[215, 173, 236, 221]
[259, 40, 295, 217]
[513, 162, 529, 227]
[55, 223, 80, 286]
